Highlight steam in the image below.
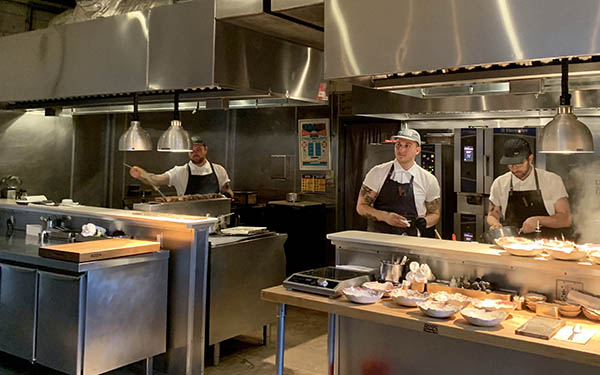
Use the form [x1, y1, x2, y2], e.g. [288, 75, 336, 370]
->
[567, 160, 600, 243]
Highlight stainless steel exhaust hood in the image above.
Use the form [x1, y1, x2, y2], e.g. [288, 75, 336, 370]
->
[0, 0, 325, 108]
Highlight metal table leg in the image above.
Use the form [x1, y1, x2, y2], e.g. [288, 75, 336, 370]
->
[328, 313, 336, 375]
[145, 357, 153, 375]
[275, 304, 287, 375]
[213, 342, 220, 366]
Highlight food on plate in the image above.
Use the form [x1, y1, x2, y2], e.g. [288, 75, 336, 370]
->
[430, 291, 472, 307]
[390, 289, 429, 307]
[494, 236, 533, 248]
[460, 308, 508, 327]
[589, 250, 600, 264]
[536, 238, 576, 251]
[362, 281, 395, 296]
[342, 286, 384, 304]
[576, 243, 600, 252]
[417, 300, 462, 318]
[471, 299, 517, 312]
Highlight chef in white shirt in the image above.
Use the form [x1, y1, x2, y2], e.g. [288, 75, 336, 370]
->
[487, 138, 571, 238]
[356, 128, 441, 237]
[129, 135, 234, 198]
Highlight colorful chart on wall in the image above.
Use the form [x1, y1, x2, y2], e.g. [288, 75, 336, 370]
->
[299, 118, 330, 170]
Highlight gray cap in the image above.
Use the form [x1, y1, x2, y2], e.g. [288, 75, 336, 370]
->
[392, 128, 421, 146]
[190, 135, 205, 145]
[500, 138, 531, 165]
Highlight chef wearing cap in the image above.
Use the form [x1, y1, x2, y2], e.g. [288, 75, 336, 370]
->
[356, 128, 441, 237]
[487, 138, 571, 238]
[129, 135, 234, 198]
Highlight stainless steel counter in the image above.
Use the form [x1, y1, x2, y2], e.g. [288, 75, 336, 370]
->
[0, 233, 169, 273]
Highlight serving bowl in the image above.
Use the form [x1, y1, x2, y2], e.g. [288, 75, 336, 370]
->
[390, 289, 429, 307]
[362, 281, 395, 296]
[460, 308, 508, 327]
[342, 286, 384, 304]
[417, 300, 462, 318]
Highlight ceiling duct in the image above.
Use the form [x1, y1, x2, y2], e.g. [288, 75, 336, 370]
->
[0, 0, 324, 108]
[325, 0, 600, 88]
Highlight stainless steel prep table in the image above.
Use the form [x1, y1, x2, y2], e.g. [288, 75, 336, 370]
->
[0, 233, 169, 375]
[207, 232, 286, 365]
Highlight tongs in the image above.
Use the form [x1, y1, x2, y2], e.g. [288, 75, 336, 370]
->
[123, 163, 167, 199]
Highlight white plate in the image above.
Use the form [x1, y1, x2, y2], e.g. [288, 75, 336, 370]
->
[342, 286, 383, 304]
[545, 248, 588, 261]
[417, 301, 461, 318]
[390, 289, 429, 307]
[460, 308, 508, 327]
[504, 243, 544, 257]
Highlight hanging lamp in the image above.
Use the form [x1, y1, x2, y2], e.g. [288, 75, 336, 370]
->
[118, 93, 152, 151]
[157, 92, 193, 152]
[539, 58, 594, 154]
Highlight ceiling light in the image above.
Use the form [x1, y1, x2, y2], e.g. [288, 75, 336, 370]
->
[157, 92, 192, 152]
[118, 93, 152, 151]
[539, 59, 594, 154]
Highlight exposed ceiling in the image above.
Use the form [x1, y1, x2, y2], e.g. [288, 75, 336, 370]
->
[8, 0, 76, 13]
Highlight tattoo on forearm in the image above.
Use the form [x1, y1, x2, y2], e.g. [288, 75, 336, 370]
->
[425, 198, 441, 215]
[488, 203, 501, 215]
[359, 185, 375, 205]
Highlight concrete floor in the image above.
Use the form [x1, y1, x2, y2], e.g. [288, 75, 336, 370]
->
[0, 306, 328, 375]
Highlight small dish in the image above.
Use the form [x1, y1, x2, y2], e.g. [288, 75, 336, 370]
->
[390, 289, 429, 307]
[460, 307, 508, 327]
[342, 286, 384, 304]
[362, 281, 395, 296]
[417, 300, 461, 318]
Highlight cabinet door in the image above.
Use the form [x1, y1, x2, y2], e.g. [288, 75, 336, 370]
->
[0, 264, 38, 360]
[36, 271, 85, 375]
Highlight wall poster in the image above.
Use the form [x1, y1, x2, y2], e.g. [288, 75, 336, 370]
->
[298, 118, 330, 170]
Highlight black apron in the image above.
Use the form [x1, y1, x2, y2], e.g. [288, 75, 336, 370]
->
[367, 165, 435, 238]
[184, 162, 220, 195]
[504, 168, 568, 239]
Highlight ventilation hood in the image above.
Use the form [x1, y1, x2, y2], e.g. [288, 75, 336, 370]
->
[0, 0, 324, 109]
[326, 0, 600, 121]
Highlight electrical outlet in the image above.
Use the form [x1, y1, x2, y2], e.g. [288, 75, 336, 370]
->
[556, 280, 583, 301]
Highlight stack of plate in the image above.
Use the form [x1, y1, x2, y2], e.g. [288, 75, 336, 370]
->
[524, 292, 547, 312]
[554, 300, 581, 318]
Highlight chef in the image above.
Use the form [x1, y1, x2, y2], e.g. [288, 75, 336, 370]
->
[129, 135, 234, 198]
[356, 128, 441, 237]
[487, 138, 571, 238]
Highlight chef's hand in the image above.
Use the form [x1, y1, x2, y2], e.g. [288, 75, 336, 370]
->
[489, 223, 503, 230]
[385, 212, 410, 228]
[129, 166, 145, 180]
[520, 217, 538, 234]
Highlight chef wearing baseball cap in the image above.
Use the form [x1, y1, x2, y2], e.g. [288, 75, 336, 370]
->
[356, 128, 441, 237]
[129, 135, 234, 198]
[487, 138, 571, 238]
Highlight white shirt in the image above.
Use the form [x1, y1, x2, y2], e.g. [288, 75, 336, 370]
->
[362, 160, 441, 217]
[489, 168, 568, 217]
[165, 160, 231, 196]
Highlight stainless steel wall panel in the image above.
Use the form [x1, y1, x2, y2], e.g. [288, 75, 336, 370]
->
[325, 0, 600, 80]
[0, 11, 149, 102]
[272, 0, 324, 28]
[216, 0, 263, 18]
[148, 1, 216, 91]
[215, 21, 324, 103]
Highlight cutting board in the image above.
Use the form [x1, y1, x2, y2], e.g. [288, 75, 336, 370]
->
[515, 316, 566, 340]
[39, 238, 160, 263]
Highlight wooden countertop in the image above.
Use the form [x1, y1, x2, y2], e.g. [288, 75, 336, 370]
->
[262, 285, 600, 367]
[327, 230, 600, 277]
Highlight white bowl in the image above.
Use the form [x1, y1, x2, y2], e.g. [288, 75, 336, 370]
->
[342, 286, 384, 304]
[362, 281, 395, 296]
[471, 299, 517, 312]
[390, 289, 429, 307]
[417, 301, 461, 318]
[460, 308, 508, 327]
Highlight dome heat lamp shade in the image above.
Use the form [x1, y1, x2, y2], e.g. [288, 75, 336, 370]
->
[157, 120, 192, 152]
[118, 121, 152, 151]
[539, 105, 594, 154]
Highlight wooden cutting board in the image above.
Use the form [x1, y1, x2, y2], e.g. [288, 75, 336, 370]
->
[39, 238, 160, 263]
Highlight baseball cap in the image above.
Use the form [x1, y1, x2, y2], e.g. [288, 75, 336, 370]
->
[190, 135, 205, 145]
[500, 138, 532, 165]
[392, 128, 421, 146]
